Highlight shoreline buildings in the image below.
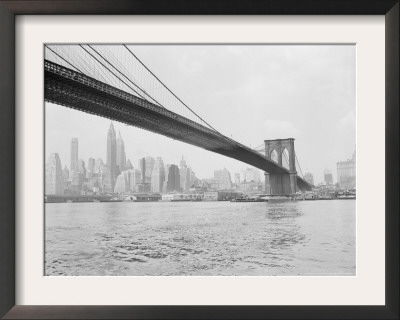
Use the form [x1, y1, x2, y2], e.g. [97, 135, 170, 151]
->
[46, 122, 267, 197]
[45, 153, 64, 195]
[337, 149, 356, 190]
[214, 168, 232, 190]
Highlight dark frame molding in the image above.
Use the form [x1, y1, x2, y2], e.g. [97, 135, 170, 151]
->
[0, 1, 398, 319]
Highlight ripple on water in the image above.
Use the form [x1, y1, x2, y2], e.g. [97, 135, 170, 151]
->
[45, 201, 356, 276]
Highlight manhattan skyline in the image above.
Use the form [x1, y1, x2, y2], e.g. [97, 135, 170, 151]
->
[46, 121, 247, 183]
[45, 44, 356, 183]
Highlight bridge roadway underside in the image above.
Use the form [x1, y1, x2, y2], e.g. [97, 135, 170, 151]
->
[44, 60, 312, 192]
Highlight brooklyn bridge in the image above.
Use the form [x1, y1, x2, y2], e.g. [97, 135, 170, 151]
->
[44, 45, 313, 195]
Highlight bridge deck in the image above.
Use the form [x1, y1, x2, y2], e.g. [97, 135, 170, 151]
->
[44, 60, 312, 191]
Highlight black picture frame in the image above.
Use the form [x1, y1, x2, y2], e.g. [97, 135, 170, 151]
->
[0, 1, 398, 319]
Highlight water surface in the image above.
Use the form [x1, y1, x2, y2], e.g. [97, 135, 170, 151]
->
[45, 200, 356, 276]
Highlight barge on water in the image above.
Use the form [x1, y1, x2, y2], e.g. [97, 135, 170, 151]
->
[231, 194, 296, 203]
[45, 195, 122, 203]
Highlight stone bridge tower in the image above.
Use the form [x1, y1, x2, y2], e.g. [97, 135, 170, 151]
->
[264, 138, 297, 195]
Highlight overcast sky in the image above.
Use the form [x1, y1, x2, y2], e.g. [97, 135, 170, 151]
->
[45, 45, 356, 183]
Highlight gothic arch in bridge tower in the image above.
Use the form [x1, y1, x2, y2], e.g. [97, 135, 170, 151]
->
[281, 148, 290, 170]
[270, 149, 278, 163]
[264, 138, 297, 195]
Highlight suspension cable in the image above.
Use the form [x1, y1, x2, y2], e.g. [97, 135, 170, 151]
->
[87, 45, 166, 109]
[123, 44, 220, 134]
[295, 155, 304, 178]
[45, 45, 85, 74]
[79, 45, 148, 102]
[253, 143, 265, 151]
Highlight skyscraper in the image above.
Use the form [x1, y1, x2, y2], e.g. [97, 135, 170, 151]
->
[131, 169, 142, 192]
[337, 149, 356, 190]
[77, 159, 86, 176]
[234, 173, 241, 185]
[139, 158, 146, 184]
[105, 122, 117, 191]
[94, 158, 104, 174]
[188, 167, 196, 189]
[122, 168, 141, 192]
[150, 157, 165, 193]
[101, 166, 114, 194]
[145, 156, 155, 184]
[116, 131, 126, 174]
[70, 138, 78, 174]
[179, 157, 190, 192]
[167, 164, 180, 192]
[214, 168, 232, 190]
[63, 165, 69, 180]
[114, 172, 129, 194]
[45, 153, 64, 195]
[162, 164, 171, 193]
[180, 156, 186, 168]
[87, 157, 95, 173]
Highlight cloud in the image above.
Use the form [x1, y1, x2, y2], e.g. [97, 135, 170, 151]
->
[263, 119, 298, 139]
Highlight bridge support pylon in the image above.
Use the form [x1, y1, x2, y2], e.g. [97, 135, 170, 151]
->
[264, 138, 297, 195]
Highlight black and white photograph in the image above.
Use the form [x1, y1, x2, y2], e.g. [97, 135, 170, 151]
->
[44, 44, 356, 276]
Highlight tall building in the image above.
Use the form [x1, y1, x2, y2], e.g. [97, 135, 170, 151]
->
[138, 158, 146, 184]
[145, 156, 155, 184]
[129, 169, 142, 192]
[125, 168, 141, 192]
[70, 172, 85, 193]
[77, 159, 86, 177]
[94, 158, 104, 174]
[167, 164, 180, 192]
[87, 157, 95, 173]
[188, 167, 196, 189]
[114, 172, 129, 193]
[324, 168, 333, 185]
[107, 122, 117, 175]
[179, 157, 190, 192]
[234, 173, 241, 185]
[116, 131, 126, 173]
[101, 166, 114, 194]
[150, 157, 165, 193]
[45, 153, 64, 195]
[136, 157, 149, 192]
[162, 164, 171, 193]
[337, 149, 356, 190]
[214, 168, 232, 190]
[106, 122, 117, 191]
[63, 165, 69, 180]
[70, 138, 78, 174]
[304, 172, 314, 186]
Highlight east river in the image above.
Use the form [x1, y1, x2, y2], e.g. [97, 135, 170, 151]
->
[45, 200, 356, 276]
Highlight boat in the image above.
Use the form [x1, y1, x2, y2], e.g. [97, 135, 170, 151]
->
[337, 195, 356, 200]
[99, 198, 123, 202]
[231, 195, 269, 202]
[259, 195, 295, 202]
